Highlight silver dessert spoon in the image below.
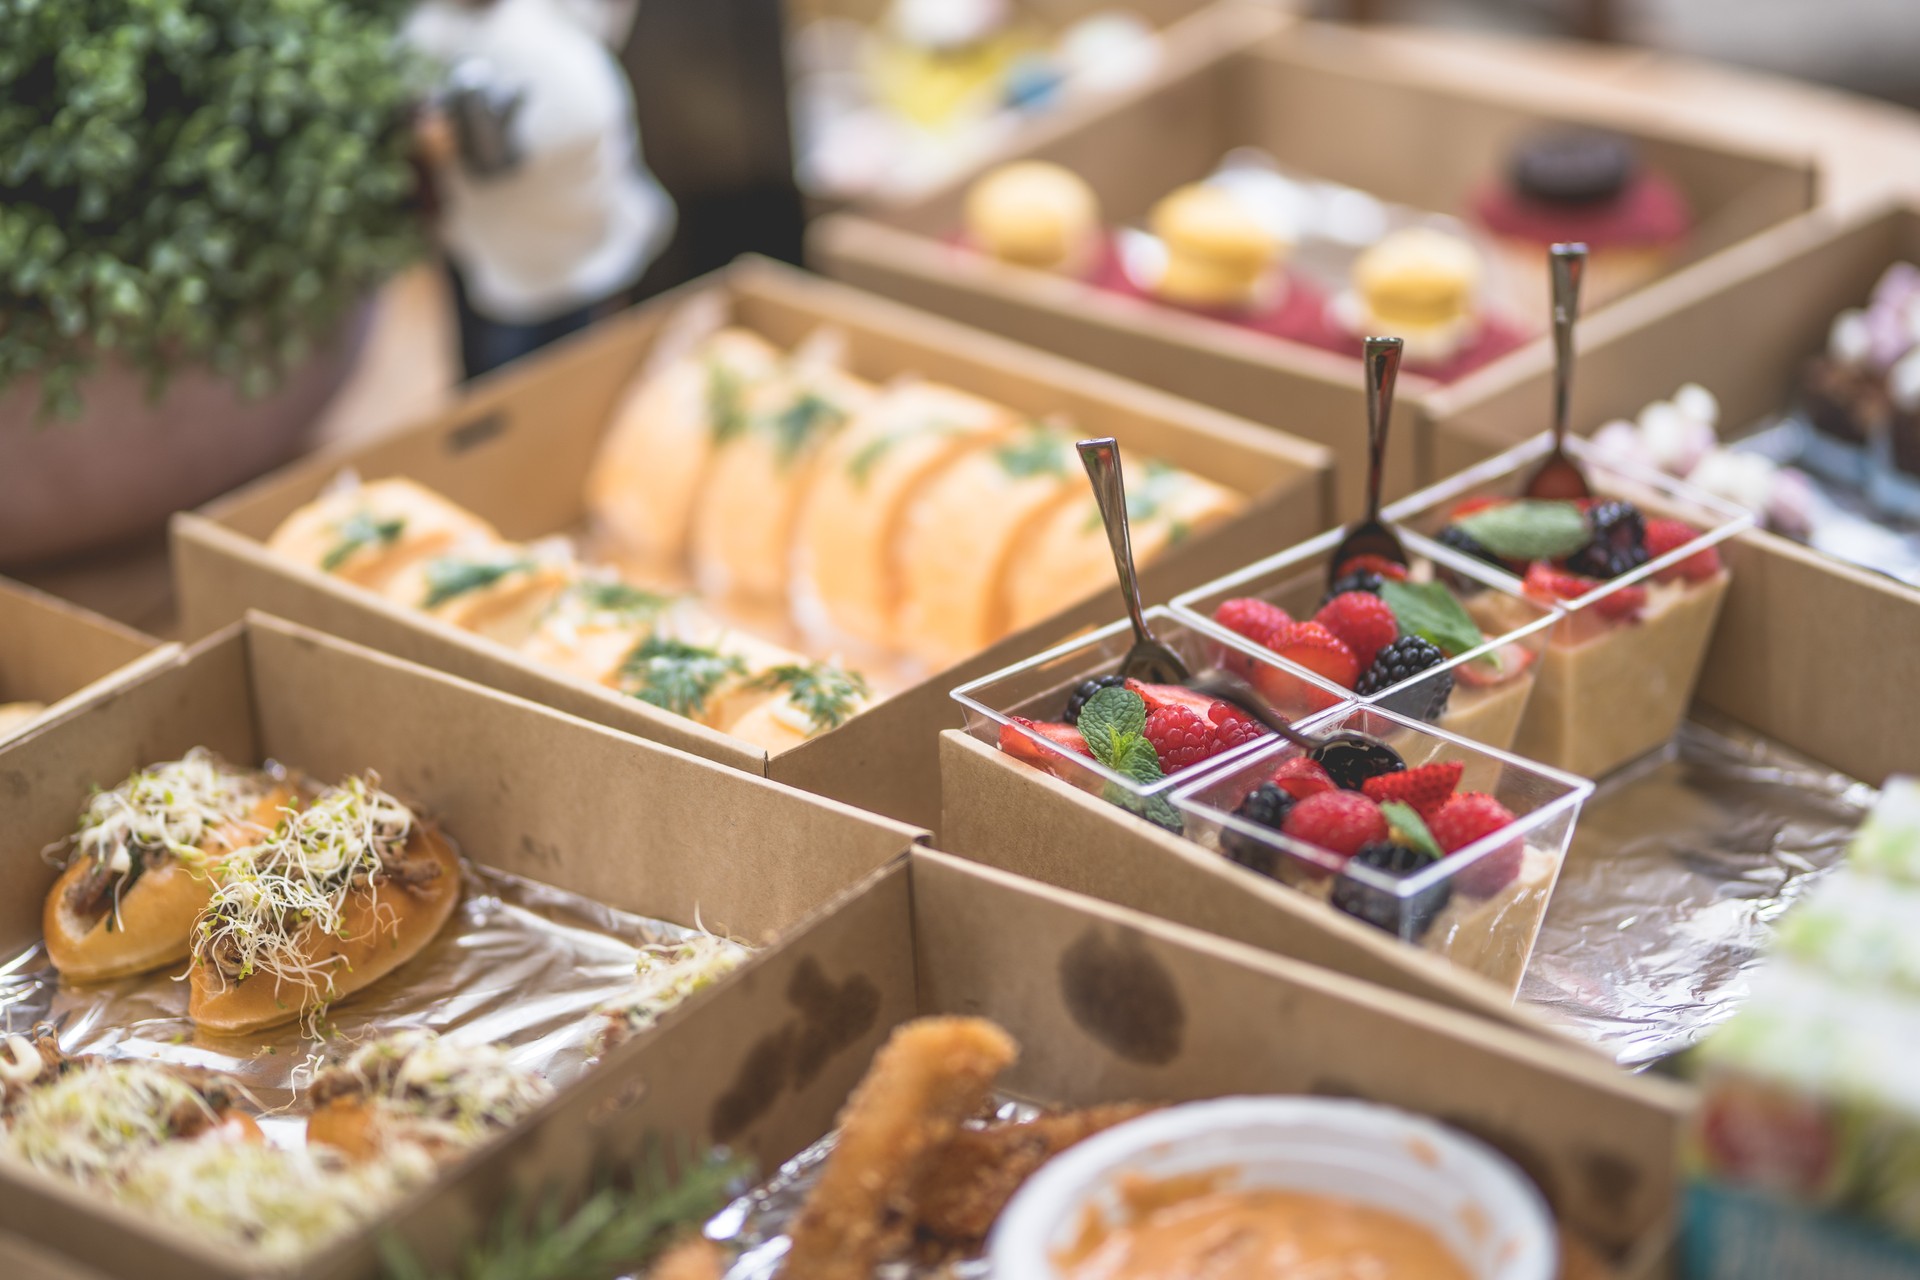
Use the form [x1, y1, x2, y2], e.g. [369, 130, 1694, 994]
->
[1522, 242, 1594, 501]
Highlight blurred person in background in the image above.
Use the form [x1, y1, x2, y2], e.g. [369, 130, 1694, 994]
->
[409, 0, 673, 380]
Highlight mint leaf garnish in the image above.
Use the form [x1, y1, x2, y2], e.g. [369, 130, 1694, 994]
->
[1109, 733, 1164, 786]
[421, 556, 531, 608]
[1379, 801, 1444, 861]
[1379, 580, 1484, 659]
[1453, 500, 1588, 561]
[321, 510, 404, 572]
[1077, 686, 1146, 764]
[1105, 782, 1184, 833]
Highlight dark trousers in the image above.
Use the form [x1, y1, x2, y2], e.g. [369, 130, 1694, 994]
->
[447, 264, 596, 382]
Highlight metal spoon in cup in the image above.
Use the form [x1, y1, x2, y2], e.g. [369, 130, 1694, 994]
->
[1327, 336, 1411, 589]
[1077, 437, 1406, 779]
[1522, 242, 1594, 501]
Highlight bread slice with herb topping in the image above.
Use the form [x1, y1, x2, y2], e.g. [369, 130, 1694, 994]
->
[266, 478, 498, 593]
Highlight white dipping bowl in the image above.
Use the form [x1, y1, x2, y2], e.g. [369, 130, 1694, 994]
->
[988, 1096, 1556, 1280]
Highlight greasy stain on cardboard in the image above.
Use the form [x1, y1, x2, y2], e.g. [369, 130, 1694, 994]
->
[710, 958, 879, 1142]
[1059, 925, 1185, 1065]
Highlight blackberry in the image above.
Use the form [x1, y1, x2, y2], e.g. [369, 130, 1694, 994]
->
[1320, 569, 1383, 609]
[1436, 523, 1509, 576]
[1311, 738, 1405, 791]
[1354, 635, 1453, 722]
[1332, 840, 1453, 938]
[1221, 782, 1294, 878]
[1564, 500, 1648, 580]
[1063, 674, 1128, 724]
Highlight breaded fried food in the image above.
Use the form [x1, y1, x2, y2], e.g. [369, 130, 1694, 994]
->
[908, 1102, 1155, 1256]
[781, 1017, 1017, 1280]
[646, 1235, 726, 1280]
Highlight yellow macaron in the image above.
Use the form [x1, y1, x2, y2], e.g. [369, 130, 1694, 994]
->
[964, 161, 1100, 273]
[1150, 183, 1282, 309]
[1353, 227, 1481, 331]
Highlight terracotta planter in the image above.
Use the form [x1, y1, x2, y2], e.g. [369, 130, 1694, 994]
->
[0, 308, 369, 567]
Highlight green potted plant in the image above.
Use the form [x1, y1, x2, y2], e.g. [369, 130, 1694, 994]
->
[0, 0, 423, 565]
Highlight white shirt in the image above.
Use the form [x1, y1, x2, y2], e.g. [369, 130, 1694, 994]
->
[406, 0, 674, 322]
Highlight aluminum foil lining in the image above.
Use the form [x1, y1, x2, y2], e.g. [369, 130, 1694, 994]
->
[0, 864, 709, 1137]
[1520, 712, 1877, 1069]
[706, 1099, 1043, 1280]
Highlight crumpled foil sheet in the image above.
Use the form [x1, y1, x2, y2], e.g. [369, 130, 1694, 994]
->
[0, 864, 705, 1133]
[1520, 712, 1877, 1069]
[705, 1100, 1042, 1280]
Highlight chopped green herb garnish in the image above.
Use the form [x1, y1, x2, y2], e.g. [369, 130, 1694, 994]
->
[846, 420, 968, 489]
[993, 426, 1071, 479]
[574, 580, 674, 619]
[706, 360, 748, 444]
[320, 510, 405, 572]
[749, 662, 871, 733]
[770, 391, 848, 465]
[1083, 459, 1183, 533]
[421, 557, 531, 609]
[618, 635, 745, 718]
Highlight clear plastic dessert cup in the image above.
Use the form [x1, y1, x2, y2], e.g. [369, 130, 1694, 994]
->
[1385, 434, 1754, 779]
[1172, 527, 1557, 754]
[1173, 704, 1593, 993]
[951, 606, 1355, 829]
[989, 1096, 1556, 1280]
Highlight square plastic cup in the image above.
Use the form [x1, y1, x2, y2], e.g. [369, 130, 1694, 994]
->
[1173, 704, 1594, 994]
[951, 606, 1357, 829]
[1171, 527, 1558, 755]
[1384, 434, 1755, 779]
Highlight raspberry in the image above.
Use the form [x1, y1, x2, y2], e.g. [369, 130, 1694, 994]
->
[1646, 517, 1720, 584]
[1207, 701, 1267, 755]
[1362, 760, 1464, 815]
[1268, 621, 1360, 690]
[1213, 597, 1292, 646]
[1430, 792, 1523, 896]
[1270, 757, 1335, 801]
[1312, 592, 1399, 669]
[1281, 790, 1389, 860]
[1334, 554, 1409, 583]
[1143, 704, 1214, 774]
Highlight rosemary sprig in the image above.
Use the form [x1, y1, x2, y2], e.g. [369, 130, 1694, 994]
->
[749, 662, 871, 733]
[378, 1145, 747, 1280]
[321, 510, 406, 572]
[618, 636, 745, 718]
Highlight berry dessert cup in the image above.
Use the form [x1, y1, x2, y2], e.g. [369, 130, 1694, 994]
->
[1387, 435, 1753, 780]
[951, 607, 1350, 830]
[1173, 705, 1592, 993]
[1171, 529, 1556, 759]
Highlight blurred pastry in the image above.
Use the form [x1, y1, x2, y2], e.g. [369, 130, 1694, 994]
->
[587, 328, 781, 570]
[377, 537, 574, 647]
[964, 161, 1101, 274]
[0, 701, 45, 742]
[793, 381, 1020, 652]
[1472, 129, 1689, 313]
[1150, 183, 1281, 310]
[1351, 227, 1482, 366]
[267, 478, 498, 593]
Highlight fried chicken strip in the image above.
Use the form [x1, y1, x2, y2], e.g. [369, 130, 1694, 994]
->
[781, 1017, 1017, 1280]
[907, 1102, 1155, 1256]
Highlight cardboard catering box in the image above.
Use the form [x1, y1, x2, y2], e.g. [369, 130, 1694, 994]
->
[0, 614, 923, 1280]
[383, 851, 1684, 1280]
[810, 19, 1819, 520]
[0, 574, 170, 746]
[1425, 202, 1920, 789]
[171, 256, 1333, 833]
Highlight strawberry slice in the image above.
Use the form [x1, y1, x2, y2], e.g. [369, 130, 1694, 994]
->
[1267, 621, 1360, 690]
[998, 717, 1090, 780]
[1455, 642, 1536, 688]
[1125, 679, 1218, 720]
[1449, 496, 1505, 519]
[1363, 760, 1463, 816]
[1646, 517, 1721, 584]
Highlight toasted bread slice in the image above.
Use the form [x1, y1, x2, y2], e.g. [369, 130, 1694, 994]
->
[188, 825, 461, 1035]
[266, 478, 498, 592]
[587, 328, 781, 569]
[791, 382, 1019, 653]
[379, 542, 576, 647]
[44, 782, 297, 986]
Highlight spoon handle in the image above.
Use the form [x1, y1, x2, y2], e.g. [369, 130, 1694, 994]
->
[1077, 437, 1154, 644]
[1362, 336, 1404, 522]
[1549, 243, 1587, 452]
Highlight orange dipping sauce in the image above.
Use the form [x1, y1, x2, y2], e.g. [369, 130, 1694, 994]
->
[1057, 1173, 1473, 1280]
